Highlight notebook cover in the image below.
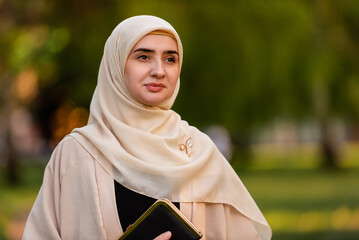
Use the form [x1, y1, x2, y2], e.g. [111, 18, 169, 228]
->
[119, 199, 202, 240]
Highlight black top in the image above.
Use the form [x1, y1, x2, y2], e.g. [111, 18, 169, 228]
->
[114, 180, 180, 231]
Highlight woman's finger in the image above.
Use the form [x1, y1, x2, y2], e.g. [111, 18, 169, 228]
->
[153, 231, 172, 240]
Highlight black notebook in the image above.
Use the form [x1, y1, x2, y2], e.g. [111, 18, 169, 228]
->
[119, 199, 202, 240]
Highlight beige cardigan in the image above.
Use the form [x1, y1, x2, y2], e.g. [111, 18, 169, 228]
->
[23, 136, 261, 240]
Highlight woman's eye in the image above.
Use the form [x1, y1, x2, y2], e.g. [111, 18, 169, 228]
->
[166, 57, 176, 63]
[137, 55, 149, 60]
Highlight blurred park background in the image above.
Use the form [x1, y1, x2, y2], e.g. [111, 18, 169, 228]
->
[1, 0, 359, 239]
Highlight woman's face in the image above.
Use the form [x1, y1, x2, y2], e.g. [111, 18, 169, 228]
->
[124, 34, 180, 107]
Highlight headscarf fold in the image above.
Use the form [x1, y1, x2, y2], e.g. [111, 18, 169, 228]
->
[71, 15, 271, 239]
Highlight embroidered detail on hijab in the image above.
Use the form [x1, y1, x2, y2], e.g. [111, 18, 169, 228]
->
[178, 137, 193, 157]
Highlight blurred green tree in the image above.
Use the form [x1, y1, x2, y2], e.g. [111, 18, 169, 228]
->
[1, 0, 359, 178]
[175, 0, 359, 167]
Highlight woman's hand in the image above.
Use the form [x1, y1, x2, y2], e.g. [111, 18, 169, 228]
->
[153, 231, 171, 240]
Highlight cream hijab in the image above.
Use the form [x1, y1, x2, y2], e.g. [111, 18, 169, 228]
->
[71, 15, 271, 239]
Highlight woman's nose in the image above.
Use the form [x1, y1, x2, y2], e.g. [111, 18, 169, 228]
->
[150, 60, 165, 79]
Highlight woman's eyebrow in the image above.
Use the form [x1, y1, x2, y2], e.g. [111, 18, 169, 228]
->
[133, 48, 154, 53]
[166, 50, 179, 56]
[133, 48, 178, 55]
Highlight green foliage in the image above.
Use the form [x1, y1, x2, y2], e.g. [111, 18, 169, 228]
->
[2, 0, 359, 119]
[1, 0, 359, 161]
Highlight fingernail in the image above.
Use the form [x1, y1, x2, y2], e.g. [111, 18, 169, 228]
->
[164, 231, 171, 238]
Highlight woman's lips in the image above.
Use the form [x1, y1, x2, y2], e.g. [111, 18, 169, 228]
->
[145, 83, 166, 92]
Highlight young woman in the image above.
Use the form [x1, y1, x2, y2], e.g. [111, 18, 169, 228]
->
[23, 15, 271, 240]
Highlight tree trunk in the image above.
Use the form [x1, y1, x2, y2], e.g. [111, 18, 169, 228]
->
[314, 82, 340, 168]
[5, 124, 19, 184]
[319, 117, 339, 168]
[231, 133, 252, 167]
[1, 71, 20, 184]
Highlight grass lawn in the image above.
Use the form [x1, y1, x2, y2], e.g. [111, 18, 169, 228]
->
[0, 164, 45, 240]
[0, 143, 358, 239]
[232, 142, 359, 240]
[238, 168, 359, 240]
